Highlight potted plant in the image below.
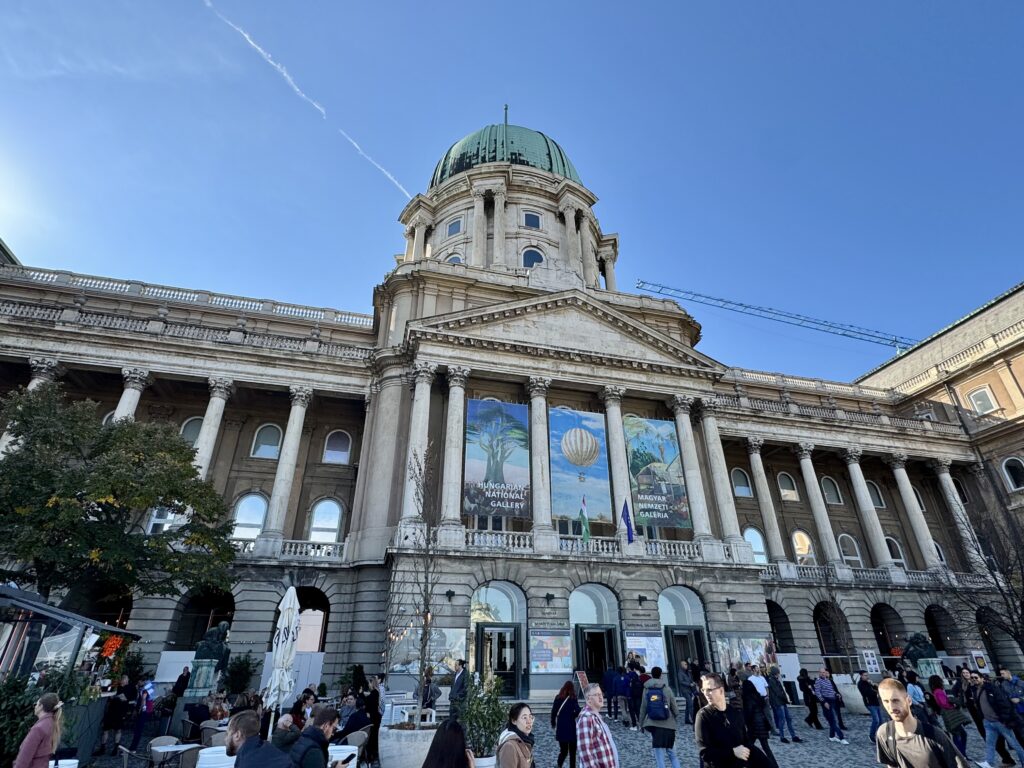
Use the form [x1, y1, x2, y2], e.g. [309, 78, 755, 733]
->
[462, 675, 507, 768]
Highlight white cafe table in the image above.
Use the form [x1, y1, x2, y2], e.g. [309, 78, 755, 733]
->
[48, 761, 78, 768]
[195, 746, 235, 768]
[328, 745, 358, 764]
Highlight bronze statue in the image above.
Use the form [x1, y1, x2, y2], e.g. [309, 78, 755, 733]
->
[902, 632, 938, 668]
[195, 621, 231, 674]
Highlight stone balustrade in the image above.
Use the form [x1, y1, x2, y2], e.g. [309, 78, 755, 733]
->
[558, 535, 622, 556]
[643, 539, 702, 560]
[281, 540, 344, 559]
[464, 530, 534, 552]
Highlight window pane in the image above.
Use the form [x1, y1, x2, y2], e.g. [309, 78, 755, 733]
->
[821, 477, 842, 504]
[1007, 459, 1024, 490]
[447, 255, 463, 264]
[968, 389, 997, 414]
[731, 469, 753, 497]
[912, 487, 926, 511]
[447, 219, 461, 237]
[886, 538, 905, 566]
[181, 417, 203, 448]
[867, 481, 885, 508]
[323, 431, 351, 464]
[523, 249, 543, 268]
[524, 212, 541, 229]
[778, 473, 799, 501]
[233, 495, 267, 539]
[793, 531, 816, 565]
[743, 528, 768, 564]
[309, 499, 342, 542]
[252, 425, 282, 459]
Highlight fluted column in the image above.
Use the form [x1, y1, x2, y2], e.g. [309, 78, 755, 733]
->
[193, 378, 233, 480]
[668, 396, 713, 540]
[529, 378, 557, 553]
[260, 386, 313, 545]
[887, 453, 942, 570]
[492, 191, 507, 268]
[932, 458, 986, 573]
[560, 203, 581, 273]
[401, 362, 437, 521]
[439, 367, 471, 525]
[843, 448, 893, 569]
[700, 399, 742, 542]
[795, 443, 841, 563]
[472, 191, 487, 267]
[112, 368, 151, 421]
[747, 437, 787, 562]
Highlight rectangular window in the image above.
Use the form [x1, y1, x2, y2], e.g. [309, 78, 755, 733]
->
[524, 212, 541, 229]
[968, 387, 998, 414]
[447, 219, 462, 238]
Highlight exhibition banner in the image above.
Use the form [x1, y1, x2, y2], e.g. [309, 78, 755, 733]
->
[624, 632, 667, 671]
[529, 630, 574, 674]
[549, 408, 612, 521]
[714, 634, 777, 671]
[463, 399, 531, 518]
[622, 415, 691, 529]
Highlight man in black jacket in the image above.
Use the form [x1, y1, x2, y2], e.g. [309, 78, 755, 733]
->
[225, 710, 292, 768]
[858, 671, 883, 743]
[449, 659, 468, 719]
[971, 672, 1024, 768]
[290, 708, 340, 768]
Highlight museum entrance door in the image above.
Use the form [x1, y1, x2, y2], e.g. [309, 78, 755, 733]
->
[475, 624, 519, 698]
[575, 626, 618, 685]
[665, 626, 708, 689]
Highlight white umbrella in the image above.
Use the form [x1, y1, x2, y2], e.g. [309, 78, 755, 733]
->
[265, 586, 300, 736]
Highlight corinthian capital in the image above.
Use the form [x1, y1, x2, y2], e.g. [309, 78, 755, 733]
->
[794, 442, 815, 460]
[669, 395, 697, 415]
[208, 377, 234, 400]
[746, 436, 764, 455]
[527, 377, 551, 398]
[699, 397, 720, 416]
[930, 457, 953, 474]
[601, 386, 626, 406]
[121, 367, 151, 392]
[886, 452, 908, 470]
[446, 366, 471, 390]
[289, 385, 314, 408]
[842, 447, 862, 465]
[29, 357, 62, 383]
[412, 361, 437, 386]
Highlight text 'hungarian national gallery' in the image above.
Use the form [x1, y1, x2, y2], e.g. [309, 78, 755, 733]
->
[2, 123, 1023, 699]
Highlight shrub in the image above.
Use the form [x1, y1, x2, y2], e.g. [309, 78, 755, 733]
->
[225, 652, 262, 695]
[461, 675, 506, 758]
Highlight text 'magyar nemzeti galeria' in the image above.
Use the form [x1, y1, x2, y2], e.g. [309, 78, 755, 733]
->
[2, 122, 1023, 699]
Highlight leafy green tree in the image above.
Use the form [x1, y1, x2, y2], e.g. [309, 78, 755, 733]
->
[0, 384, 235, 600]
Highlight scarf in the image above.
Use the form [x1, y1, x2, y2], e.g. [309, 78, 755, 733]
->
[507, 723, 535, 748]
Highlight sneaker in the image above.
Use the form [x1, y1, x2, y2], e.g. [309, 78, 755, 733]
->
[631, 726, 638, 731]
[792, 737, 803, 743]
[829, 737, 840, 743]
[976, 762, 994, 768]
[840, 739, 849, 745]
[780, 738, 790, 744]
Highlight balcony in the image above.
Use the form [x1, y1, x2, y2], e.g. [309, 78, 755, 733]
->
[464, 530, 533, 553]
[231, 538, 344, 561]
[558, 535, 622, 556]
[760, 562, 991, 590]
[644, 539, 702, 561]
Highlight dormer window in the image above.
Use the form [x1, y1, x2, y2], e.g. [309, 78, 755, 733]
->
[523, 249, 544, 268]
[446, 218, 463, 238]
[524, 212, 541, 229]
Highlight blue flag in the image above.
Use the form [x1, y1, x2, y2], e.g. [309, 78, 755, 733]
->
[621, 499, 635, 544]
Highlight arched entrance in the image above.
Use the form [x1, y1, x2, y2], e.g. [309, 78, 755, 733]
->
[925, 605, 966, 658]
[978, 607, 1019, 668]
[658, 586, 708, 690]
[569, 584, 620, 685]
[296, 587, 330, 653]
[871, 603, 908, 671]
[767, 601, 796, 654]
[814, 600, 855, 674]
[470, 581, 527, 698]
[174, 588, 235, 650]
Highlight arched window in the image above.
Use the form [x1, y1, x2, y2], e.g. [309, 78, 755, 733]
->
[251, 424, 283, 460]
[446, 218, 463, 238]
[866, 480, 886, 509]
[934, 542, 947, 565]
[522, 249, 544, 268]
[307, 498, 344, 542]
[658, 586, 706, 627]
[101, 410, 116, 425]
[886, 537, 907, 569]
[792, 530, 816, 566]
[777, 472, 799, 502]
[952, 477, 970, 505]
[912, 486, 926, 512]
[180, 416, 203, 448]
[523, 211, 542, 229]
[446, 254, 463, 264]
[731, 468, 753, 498]
[322, 430, 352, 464]
[232, 493, 268, 540]
[837, 533, 863, 568]
[967, 386, 998, 415]
[821, 476, 843, 505]
[1004, 458, 1024, 491]
[743, 527, 768, 564]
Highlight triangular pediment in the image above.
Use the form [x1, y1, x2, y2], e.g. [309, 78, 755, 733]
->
[410, 290, 725, 375]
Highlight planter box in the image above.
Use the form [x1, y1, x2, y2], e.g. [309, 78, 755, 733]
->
[378, 725, 437, 768]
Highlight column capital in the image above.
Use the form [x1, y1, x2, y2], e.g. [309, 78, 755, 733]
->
[886, 452, 908, 470]
[208, 377, 234, 400]
[842, 447, 863, 465]
[669, 395, 697, 415]
[794, 442, 815, 459]
[699, 397, 720, 416]
[412, 361, 438, 386]
[746, 436, 765, 455]
[559, 201, 578, 217]
[404, 225, 416, 240]
[29, 357, 62, 382]
[493, 189, 507, 204]
[527, 377, 552, 398]
[446, 366, 471, 389]
[121, 367, 151, 392]
[289, 385, 314, 408]
[410, 213, 431, 229]
[929, 457, 953, 473]
[601, 385, 626, 405]
[472, 188, 487, 200]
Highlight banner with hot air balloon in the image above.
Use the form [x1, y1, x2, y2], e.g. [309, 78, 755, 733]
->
[623, 415, 691, 529]
[548, 408, 612, 522]
[463, 399, 531, 518]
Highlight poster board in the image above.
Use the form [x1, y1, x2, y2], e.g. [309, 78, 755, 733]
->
[624, 632, 667, 671]
[549, 408, 612, 521]
[529, 630, 573, 674]
[775, 652, 801, 682]
[714, 634, 777, 671]
[861, 649, 881, 675]
[463, 399, 531, 518]
[622, 415, 691, 528]
[917, 658, 944, 680]
[969, 649, 990, 672]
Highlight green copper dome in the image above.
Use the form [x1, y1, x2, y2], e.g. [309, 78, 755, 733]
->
[430, 124, 582, 188]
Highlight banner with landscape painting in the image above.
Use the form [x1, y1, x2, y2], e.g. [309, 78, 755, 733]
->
[463, 399, 531, 518]
[623, 415, 691, 529]
[548, 407, 612, 522]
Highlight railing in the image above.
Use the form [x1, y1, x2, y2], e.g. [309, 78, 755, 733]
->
[78, 312, 150, 332]
[796, 565, 830, 580]
[231, 538, 256, 553]
[798, 404, 837, 419]
[905, 570, 934, 586]
[845, 410, 882, 424]
[759, 564, 780, 580]
[559, 535, 621, 556]
[281, 539, 343, 559]
[750, 398, 787, 413]
[644, 540, 701, 560]
[465, 530, 533, 552]
[956, 572, 993, 588]
[164, 323, 232, 343]
[852, 567, 891, 584]
[732, 367, 891, 399]
[0, 300, 62, 322]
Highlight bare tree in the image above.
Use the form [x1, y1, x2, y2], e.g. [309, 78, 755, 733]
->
[817, 569, 859, 678]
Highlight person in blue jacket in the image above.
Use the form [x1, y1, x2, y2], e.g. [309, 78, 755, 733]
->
[613, 666, 631, 726]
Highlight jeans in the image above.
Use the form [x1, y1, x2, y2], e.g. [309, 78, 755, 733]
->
[867, 705, 883, 742]
[681, 690, 692, 724]
[772, 704, 796, 738]
[653, 747, 682, 768]
[821, 701, 844, 740]
[951, 725, 967, 758]
[986, 721, 1024, 766]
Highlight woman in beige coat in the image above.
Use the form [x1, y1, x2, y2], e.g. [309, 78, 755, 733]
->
[496, 702, 535, 768]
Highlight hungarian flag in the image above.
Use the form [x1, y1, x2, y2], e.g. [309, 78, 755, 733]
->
[621, 499, 635, 544]
[578, 496, 591, 543]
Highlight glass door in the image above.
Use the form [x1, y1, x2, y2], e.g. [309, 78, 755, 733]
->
[476, 624, 519, 698]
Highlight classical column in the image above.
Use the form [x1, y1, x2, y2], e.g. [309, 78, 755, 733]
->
[602, 256, 618, 292]
[560, 203, 581, 272]
[492, 190, 507, 268]
[112, 368, 151, 421]
[193, 377, 233, 480]
[349, 385, 378, 532]
[932, 458, 986, 573]
[887, 453, 942, 570]
[401, 362, 437, 521]
[358, 374, 404, 534]
[260, 386, 313, 544]
[439, 367, 471, 525]
[843, 448, 893, 569]
[528, 377, 557, 552]
[580, 215, 599, 287]
[403, 225, 415, 263]
[668, 396, 713, 540]
[0, 358, 64, 453]
[794, 443, 842, 563]
[472, 191, 487, 267]
[699, 399, 742, 542]
[601, 385, 637, 548]
[412, 219, 428, 262]
[747, 437, 787, 562]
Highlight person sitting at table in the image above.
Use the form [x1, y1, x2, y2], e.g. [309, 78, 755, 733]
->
[290, 692, 316, 730]
[290, 708, 340, 768]
[337, 694, 357, 730]
[271, 714, 301, 752]
[334, 698, 371, 743]
[225, 710, 291, 768]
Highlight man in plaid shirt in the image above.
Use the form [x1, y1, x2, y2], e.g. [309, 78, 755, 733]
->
[577, 682, 620, 768]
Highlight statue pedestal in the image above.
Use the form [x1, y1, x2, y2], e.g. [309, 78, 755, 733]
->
[186, 658, 219, 694]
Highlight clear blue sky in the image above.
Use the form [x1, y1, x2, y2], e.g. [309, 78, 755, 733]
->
[2, 1, 1021, 381]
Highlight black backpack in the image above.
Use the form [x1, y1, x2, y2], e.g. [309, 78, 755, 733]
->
[630, 674, 644, 698]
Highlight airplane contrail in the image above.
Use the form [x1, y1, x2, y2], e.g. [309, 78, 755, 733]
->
[202, 0, 411, 199]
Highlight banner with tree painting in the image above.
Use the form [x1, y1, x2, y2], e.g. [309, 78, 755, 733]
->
[623, 415, 691, 529]
[463, 399, 531, 518]
[548, 407, 612, 522]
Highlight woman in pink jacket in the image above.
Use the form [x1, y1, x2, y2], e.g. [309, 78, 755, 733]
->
[14, 692, 63, 768]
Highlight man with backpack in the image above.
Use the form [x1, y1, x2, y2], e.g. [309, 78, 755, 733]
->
[876, 678, 970, 768]
[639, 666, 681, 768]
